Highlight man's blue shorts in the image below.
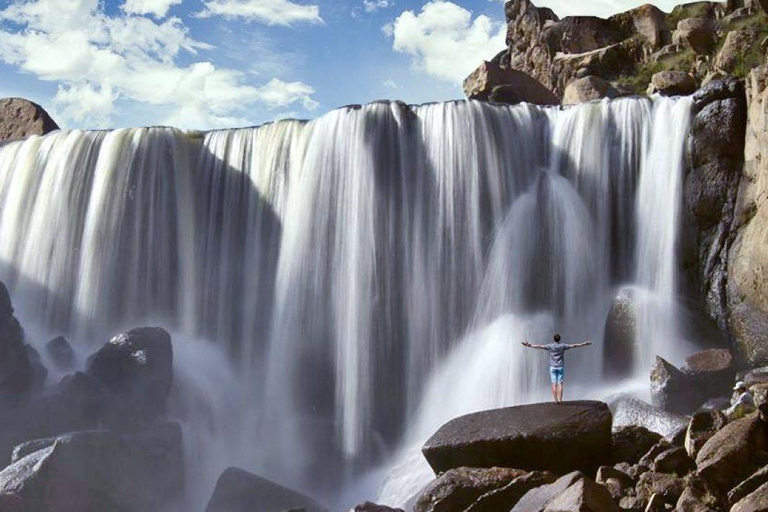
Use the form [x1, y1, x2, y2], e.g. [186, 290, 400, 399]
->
[550, 366, 564, 384]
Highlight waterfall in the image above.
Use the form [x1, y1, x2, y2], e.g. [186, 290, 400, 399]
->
[0, 97, 692, 508]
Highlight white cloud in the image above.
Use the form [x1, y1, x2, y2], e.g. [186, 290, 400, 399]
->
[388, 1, 505, 83]
[383, 78, 401, 89]
[255, 78, 319, 111]
[196, 0, 323, 26]
[0, 0, 319, 128]
[364, 0, 392, 13]
[122, 0, 182, 18]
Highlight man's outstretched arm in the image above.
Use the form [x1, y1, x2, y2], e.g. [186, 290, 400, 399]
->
[568, 340, 593, 348]
[521, 341, 547, 349]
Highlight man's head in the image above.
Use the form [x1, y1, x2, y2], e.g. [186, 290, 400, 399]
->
[735, 381, 747, 393]
[553, 333, 561, 342]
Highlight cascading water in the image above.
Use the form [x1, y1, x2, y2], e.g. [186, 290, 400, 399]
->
[0, 97, 693, 509]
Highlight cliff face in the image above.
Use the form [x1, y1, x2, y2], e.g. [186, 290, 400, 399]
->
[470, 0, 768, 103]
[728, 66, 768, 366]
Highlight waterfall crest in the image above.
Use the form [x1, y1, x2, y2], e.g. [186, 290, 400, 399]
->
[0, 97, 693, 506]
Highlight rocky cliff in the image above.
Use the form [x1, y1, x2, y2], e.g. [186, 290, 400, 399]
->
[466, 0, 768, 104]
[0, 98, 58, 143]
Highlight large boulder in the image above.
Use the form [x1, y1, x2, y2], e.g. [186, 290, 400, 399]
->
[422, 401, 612, 475]
[729, 66, 768, 367]
[413, 467, 526, 512]
[542, 476, 619, 511]
[602, 289, 637, 381]
[648, 71, 698, 96]
[609, 396, 689, 437]
[612, 425, 662, 464]
[0, 282, 32, 409]
[672, 18, 717, 55]
[464, 61, 559, 106]
[85, 327, 173, 426]
[685, 77, 747, 332]
[0, 424, 183, 511]
[729, 466, 768, 507]
[45, 336, 75, 371]
[0, 98, 58, 143]
[562, 76, 619, 105]
[510, 471, 584, 512]
[696, 413, 768, 493]
[650, 357, 702, 414]
[464, 471, 556, 512]
[684, 349, 736, 398]
[732, 480, 768, 512]
[715, 29, 761, 74]
[685, 411, 728, 458]
[205, 467, 329, 512]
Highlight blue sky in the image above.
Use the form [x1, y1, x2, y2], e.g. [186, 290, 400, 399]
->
[0, 0, 687, 130]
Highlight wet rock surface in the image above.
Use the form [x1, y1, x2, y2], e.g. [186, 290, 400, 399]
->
[422, 401, 612, 475]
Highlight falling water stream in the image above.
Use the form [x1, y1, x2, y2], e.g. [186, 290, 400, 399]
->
[0, 97, 693, 509]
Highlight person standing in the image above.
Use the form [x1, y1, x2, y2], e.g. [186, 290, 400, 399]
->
[522, 333, 592, 404]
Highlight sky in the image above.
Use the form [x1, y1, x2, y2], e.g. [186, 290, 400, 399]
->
[0, 0, 690, 130]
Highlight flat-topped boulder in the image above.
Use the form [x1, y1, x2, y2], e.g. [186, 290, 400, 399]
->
[422, 401, 612, 475]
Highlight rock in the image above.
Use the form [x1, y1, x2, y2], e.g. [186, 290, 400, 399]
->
[730, 466, 768, 506]
[732, 480, 768, 512]
[85, 326, 173, 426]
[596, 466, 634, 488]
[652, 446, 695, 475]
[353, 503, 404, 512]
[24, 344, 47, 392]
[0, 371, 103, 462]
[672, 18, 717, 55]
[45, 336, 75, 371]
[0, 98, 58, 143]
[638, 439, 674, 469]
[610, 397, 689, 437]
[610, 4, 670, 49]
[650, 357, 701, 414]
[205, 467, 329, 512]
[562, 76, 619, 104]
[422, 401, 612, 475]
[753, 383, 768, 408]
[0, 281, 32, 408]
[464, 61, 559, 106]
[612, 425, 663, 464]
[465, 471, 556, 512]
[413, 467, 527, 512]
[685, 349, 735, 390]
[676, 479, 721, 512]
[511, 471, 584, 512]
[685, 411, 728, 458]
[0, 424, 183, 511]
[696, 413, 768, 492]
[543, 476, 619, 511]
[645, 493, 666, 511]
[603, 289, 637, 381]
[716, 29, 760, 74]
[686, 77, 747, 332]
[729, 66, 768, 367]
[635, 471, 685, 504]
[745, 368, 768, 388]
[648, 71, 698, 96]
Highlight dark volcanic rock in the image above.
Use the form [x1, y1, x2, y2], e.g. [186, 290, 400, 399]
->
[696, 413, 768, 493]
[612, 425, 662, 464]
[45, 336, 75, 371]
[465, 471, 556, 512]
[85, 326, 173, 426]
[206, 467, 329, 512]
[422, 401, 612, 475]
[413, 467, 527, 512]
[685, 77, 747, 332]
[0, 98, 58, 143]
[0, 424, 183, 511]
[353, 503, 403, 512]
[0, 281, 32, 409]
